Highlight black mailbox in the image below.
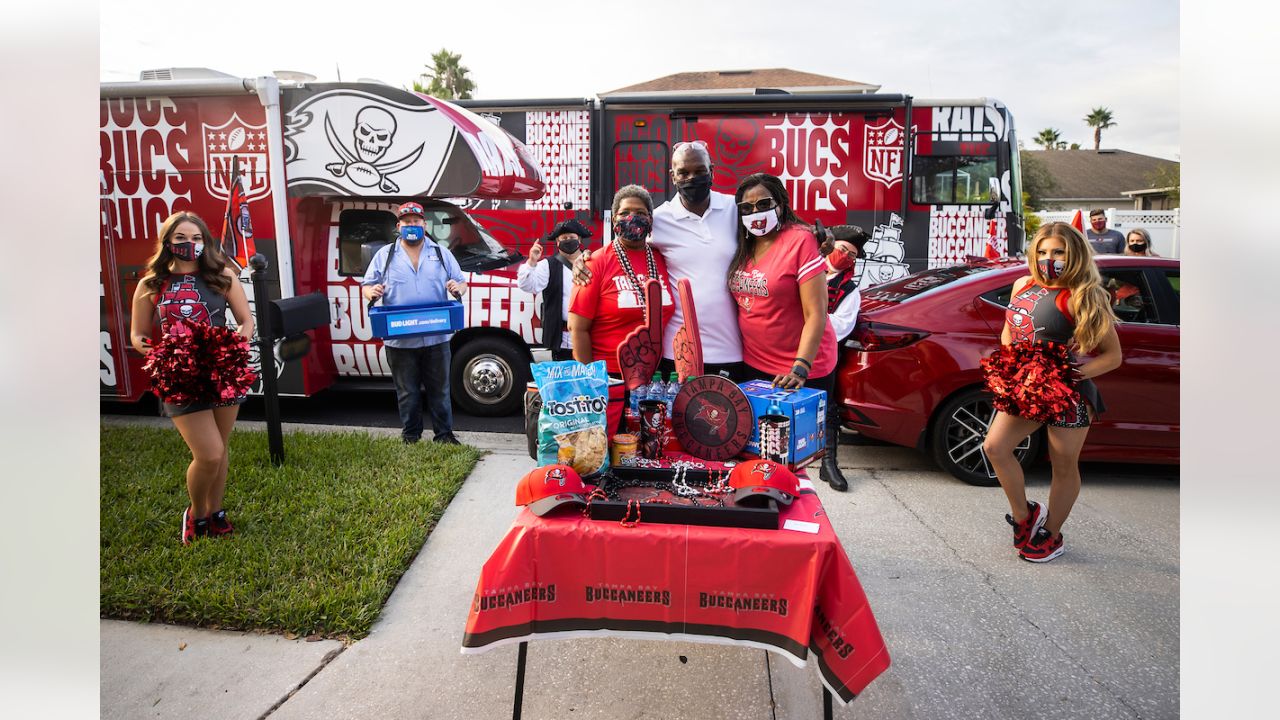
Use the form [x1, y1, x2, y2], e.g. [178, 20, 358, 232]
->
[269, 292, 331, 338]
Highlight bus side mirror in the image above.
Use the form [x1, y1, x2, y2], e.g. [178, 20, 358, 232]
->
[985, 178, 1002, 219]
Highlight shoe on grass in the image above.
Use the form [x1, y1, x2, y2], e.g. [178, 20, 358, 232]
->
[433, 433, 462, 445]
[1005, 500, 1046, 549]
[1019, 527, 1065, 563]
[181, 507, 210, 546]
[209, 509, 234, 537]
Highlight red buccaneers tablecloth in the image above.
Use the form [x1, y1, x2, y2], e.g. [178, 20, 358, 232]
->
[461, 487, 890, 704]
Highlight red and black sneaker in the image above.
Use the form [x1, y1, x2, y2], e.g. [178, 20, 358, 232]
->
[209, 509, 235, 538]
[1005, 500, 1047, 549]
[1020, 527, 1065, 563]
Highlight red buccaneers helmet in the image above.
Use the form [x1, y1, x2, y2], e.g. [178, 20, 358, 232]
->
[515, 464, 589, 516]
[728, 459, 800, 506]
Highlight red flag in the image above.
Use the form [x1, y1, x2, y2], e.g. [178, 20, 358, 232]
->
[1069, 209, 1085, 233]
[221, 156, 255, 271]
[984, 218, 1001, 260]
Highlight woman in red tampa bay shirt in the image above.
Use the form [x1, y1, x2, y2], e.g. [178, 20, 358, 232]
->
[727, 173, 838, 395]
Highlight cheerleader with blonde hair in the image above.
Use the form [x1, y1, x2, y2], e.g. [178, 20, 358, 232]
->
[982, 222, 1122, 562]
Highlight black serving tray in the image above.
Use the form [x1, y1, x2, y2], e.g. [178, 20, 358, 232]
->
[586, 466, 779, 530]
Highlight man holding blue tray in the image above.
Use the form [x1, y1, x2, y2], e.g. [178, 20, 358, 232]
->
[362, 202, 468, 445]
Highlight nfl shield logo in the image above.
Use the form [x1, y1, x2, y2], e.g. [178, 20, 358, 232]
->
[863, 118, 906, 188]
[203, 113, 271, 202]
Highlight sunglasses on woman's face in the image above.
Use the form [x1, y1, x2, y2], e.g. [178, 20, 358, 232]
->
[736, 197, 778, 215]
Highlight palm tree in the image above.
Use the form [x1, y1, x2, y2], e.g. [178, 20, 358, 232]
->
[1084, 107, 1116, 150]
[413, 49, 476, 100]
[1034, 128, 1062, 150]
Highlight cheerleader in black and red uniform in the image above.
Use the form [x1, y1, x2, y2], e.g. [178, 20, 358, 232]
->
[130, 212, 254, 545]
[982, 222, 1122, 562]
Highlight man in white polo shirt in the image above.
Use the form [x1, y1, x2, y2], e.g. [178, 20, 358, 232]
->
[575, 140, 746, 381]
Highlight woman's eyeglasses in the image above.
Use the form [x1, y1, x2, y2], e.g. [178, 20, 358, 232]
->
[736, 197, 779, 215]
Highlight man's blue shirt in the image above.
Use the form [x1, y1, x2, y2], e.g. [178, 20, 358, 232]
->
[362, 239, 465, 348]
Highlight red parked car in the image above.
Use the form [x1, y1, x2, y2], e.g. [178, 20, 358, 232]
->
[835, 255, 1180, 485]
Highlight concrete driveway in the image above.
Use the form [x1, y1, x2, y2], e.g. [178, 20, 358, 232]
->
[101, 422, 1178, 719]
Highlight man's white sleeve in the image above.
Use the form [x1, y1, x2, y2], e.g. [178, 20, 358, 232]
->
[516, 261, 550, 294]
[829, 288, 862, 342]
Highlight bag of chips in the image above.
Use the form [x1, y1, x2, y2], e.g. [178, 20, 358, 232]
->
[532, 360, 611, 478]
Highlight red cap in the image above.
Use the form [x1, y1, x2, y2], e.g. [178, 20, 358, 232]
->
[397, 202, 425, 219]
[728, 459, 800, 506]
[515, 464, 589, 516]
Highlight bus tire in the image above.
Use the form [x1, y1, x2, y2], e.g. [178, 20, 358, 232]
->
[451, 336, 529, 417]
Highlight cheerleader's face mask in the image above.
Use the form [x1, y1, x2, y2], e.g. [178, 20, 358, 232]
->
[1036, 236, 1068, 281]
[168, 221, 204, 262]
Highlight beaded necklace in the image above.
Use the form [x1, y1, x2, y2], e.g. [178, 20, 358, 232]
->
[611, 239, 658, 301]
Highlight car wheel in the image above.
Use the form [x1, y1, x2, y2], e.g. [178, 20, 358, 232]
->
[929, 387, 1042, 486]
[450, 337, 529, 417]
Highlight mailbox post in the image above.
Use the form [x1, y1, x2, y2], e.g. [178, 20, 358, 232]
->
[249, 254, 285, 466]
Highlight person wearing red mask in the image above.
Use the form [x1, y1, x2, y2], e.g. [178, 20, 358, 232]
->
[814, 226, 869, 492]
[1085, 209, 1125, 254]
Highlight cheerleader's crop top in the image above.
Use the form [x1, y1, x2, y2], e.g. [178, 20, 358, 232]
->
[1005, 279, 1074, 345]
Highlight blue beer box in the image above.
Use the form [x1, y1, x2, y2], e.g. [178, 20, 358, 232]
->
[369, 300, 465, 339]
[740, 380, 827, 469]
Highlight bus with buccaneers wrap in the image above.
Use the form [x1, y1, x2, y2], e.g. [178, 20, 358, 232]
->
[101, 71, 1024, 416]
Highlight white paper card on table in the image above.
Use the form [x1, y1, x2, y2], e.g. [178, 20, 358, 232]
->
[782, 519, 820, 534]
[798, 478, 816, 490]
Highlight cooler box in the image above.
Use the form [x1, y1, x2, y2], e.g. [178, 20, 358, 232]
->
[740, 380, 827, 469]
[369, 300, 465, 339]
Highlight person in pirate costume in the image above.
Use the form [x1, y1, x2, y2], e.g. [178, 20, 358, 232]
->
[817, 225, 870, 492]
[982, 222, 1123, 562]
[517, 219, 592, 361]
[130, 211, 254, 545]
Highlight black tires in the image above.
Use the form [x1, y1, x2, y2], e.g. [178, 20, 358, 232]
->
[450, 336, 529, 417]
[929, 387, 1042, 486]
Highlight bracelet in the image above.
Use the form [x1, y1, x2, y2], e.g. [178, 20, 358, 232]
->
[793, 357, 813, 369]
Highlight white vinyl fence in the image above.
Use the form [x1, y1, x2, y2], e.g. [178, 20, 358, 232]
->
[1034, 208, 1180, 258]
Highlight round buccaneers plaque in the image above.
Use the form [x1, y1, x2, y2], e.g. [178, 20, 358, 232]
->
[672, 375, 753, 461]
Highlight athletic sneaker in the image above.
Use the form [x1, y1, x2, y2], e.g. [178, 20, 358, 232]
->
[1020, 527, 1065, 562]
[1005, 501, 1047, 548]
[180, 507, 210, 545]
[209, 509, 234, 537]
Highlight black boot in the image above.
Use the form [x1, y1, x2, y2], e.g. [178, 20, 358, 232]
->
[819, 409, 849, 492]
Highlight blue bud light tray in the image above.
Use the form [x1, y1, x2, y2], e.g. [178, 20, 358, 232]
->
[370, 300, 465, 339]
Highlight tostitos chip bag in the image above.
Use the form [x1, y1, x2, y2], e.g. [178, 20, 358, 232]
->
[532, 360, 611, 478]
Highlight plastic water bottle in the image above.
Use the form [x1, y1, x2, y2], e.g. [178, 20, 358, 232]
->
[665, 373, 680, 417]
[630, 378, 648, 414]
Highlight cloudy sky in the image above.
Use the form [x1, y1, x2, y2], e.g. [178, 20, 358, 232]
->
[100, 0, 1179, 159]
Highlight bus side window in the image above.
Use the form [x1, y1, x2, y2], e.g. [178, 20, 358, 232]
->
[911, 156, 999, 205]
[338, 209, 397, 276]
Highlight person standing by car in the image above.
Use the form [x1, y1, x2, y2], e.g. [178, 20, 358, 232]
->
[1122, 227, 1160, 256]
[518, 219, 591, 361]
[362, 202, 468, 445]
[982, 222, 1123, 562]
[727, 173, 842, 491]
[1086, 209, 1125, 254]
[815, 226, 869, 492]
[130, 211, 255, 545]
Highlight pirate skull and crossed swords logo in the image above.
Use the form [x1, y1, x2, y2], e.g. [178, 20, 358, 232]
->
[323, 106, 424, 193]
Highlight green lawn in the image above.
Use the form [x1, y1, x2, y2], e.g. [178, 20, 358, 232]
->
[100, 424, 480, 641]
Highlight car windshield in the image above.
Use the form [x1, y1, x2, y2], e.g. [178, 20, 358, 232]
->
[422, 204, 518, 271]
[862, 264, 1005, 306]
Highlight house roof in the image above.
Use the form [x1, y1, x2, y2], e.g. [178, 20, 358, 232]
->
[1025, 149, 1178, 202]
[601, 68, 880, 97]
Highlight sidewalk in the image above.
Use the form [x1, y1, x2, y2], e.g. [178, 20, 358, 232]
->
[100, 417, 1179, 719]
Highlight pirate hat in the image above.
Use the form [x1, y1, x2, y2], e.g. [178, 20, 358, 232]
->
[728, 459, 800, 506]
[546, 218, 593, 243]
[516, 464, 589, 516]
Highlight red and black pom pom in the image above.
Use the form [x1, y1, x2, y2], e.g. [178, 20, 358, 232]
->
[981, 341, 1079, 423]
[142, 320, 258, 405]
